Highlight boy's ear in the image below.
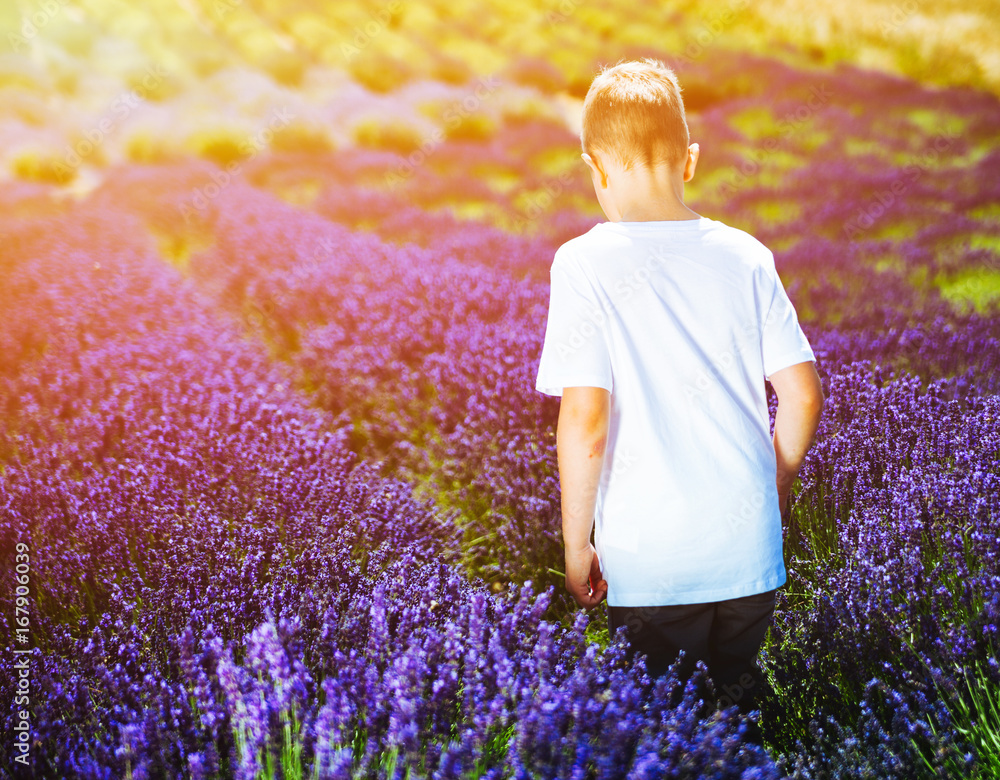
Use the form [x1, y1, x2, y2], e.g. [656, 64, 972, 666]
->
[683, 142, 700, 183]
[581, 151, 608, 187]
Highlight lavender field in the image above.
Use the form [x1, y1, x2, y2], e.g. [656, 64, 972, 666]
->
[2, 1, 1000, 777]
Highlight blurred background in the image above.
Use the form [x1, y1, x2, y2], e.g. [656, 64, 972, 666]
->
[4, 4, 1000, 775]
[1, 0, 997, 204]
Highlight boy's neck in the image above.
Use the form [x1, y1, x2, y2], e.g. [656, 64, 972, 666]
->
[608, 165, 700, 222]
[615, 203, 702, 222]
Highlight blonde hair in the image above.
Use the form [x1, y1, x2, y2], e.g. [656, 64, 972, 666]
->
[580, 57, 690, 171]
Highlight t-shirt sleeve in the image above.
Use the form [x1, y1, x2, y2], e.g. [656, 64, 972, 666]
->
[535, 251, 613, 397]
[760, 257, 816, 381]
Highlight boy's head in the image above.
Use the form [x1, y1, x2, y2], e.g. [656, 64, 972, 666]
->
[581, 57, 690, 173]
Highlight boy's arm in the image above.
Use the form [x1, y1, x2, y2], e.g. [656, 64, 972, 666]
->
[557, 385, 611, 609]
[768, 361, 824, 513]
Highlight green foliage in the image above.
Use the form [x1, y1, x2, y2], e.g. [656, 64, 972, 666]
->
[347, 53, 413, 94]
[430, 52, 474, 86]
[3, 86, 51, 126]
[443, 112, 497, 142]
[262, 50, 308, 88]
[911, 654, 1000, 778]
[191, 128, 252, 168]
[270, 121, 337, 154]
[936, 268, 1000, 314]
[0, 59, 49, 93]
[125, 132, 181, 165]
[124, 67, 180, 103]
[503, 55, 568, 93]
[351, 118, 425, 155]
[11, 148, 74, 184]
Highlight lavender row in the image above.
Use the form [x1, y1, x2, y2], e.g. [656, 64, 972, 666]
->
[0, 203, 455, 774]
[764, 364, 1000, 766]
[74, 64, 1000, 772]
[116, 168, 1000, 582]
[177, 183, 1000, 773]
[0, 190, 788, 778]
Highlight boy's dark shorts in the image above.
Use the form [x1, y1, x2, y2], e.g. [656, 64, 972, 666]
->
[608, 588, 777, 716]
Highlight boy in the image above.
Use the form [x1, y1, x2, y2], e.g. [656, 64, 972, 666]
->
[534, 59, 824, 728]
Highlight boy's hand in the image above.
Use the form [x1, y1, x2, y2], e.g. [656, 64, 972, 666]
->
[557, 386, 611, 609]
[777, 482, 790, 515]
[770, 361, 824, 520]
[565, 543, 608, 608]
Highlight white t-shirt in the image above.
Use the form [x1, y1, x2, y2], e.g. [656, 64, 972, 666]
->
[535, 216, 816, 607]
